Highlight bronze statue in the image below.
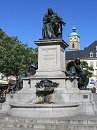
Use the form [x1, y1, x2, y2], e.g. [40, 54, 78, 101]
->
[25, 59, 38, 77]
[74, 58, 89, 90]
[65, 61, 76, 81]
[65, 58, 89, 90]
[35, 79, 59, 97]
[15, 59, 38, 91]
[42, 8, 66, 39]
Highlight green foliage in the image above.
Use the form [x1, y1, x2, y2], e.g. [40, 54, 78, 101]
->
[92, 87, 96, 93]
[0, 29, 38, 77]
[81, 61, 93, 78]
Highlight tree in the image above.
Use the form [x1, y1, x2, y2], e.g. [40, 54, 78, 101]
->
[80, 60, 93, 78]
[0, 29, 38, 77]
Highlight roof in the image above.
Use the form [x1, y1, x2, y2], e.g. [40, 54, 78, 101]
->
[66, 40, 97, 60]
[70, 26, 79, 36]
[83, 41, 97, 58]
[66, 50, 83, 60]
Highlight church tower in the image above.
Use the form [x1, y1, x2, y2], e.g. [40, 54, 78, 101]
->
[68, 26, 80, 51]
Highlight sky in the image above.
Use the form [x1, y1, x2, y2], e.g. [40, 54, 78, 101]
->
[0, 0, 97, 50]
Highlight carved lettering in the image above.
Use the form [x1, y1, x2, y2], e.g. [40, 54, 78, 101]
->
[42, 49, 56, 65]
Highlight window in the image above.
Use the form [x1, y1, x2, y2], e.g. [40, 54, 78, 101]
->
[89, 52, 93, 57]
[90, 61, 94, 67]
[96, 52, 97, 57]
[96, 46, 97, 51]
[72, 43, 74, 48]
[96, 70, 97, 75]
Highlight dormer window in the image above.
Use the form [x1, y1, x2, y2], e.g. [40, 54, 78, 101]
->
[96, 46, 97, 51]
[90, 52, 93, 57]
[96, 52, 97, 57]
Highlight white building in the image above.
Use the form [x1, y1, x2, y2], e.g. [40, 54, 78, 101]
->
[66, 26, 97, 88]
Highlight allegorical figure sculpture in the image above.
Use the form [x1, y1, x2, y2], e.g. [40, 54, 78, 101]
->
[65, 61, 76, 81]
[15, 59, 38, 92]
[74, 58, 89, 90]
[65, 58, 89, 90]
[25, 59, 38, 77]
[42, 8, 66, 39]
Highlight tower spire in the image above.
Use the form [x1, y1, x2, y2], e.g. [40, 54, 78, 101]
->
[70, 26, 78, 36]
[68, 26, 80, 51]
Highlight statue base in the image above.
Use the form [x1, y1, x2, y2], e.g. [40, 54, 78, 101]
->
[8, 103, 79, 117]
[4, 39, 95, 116]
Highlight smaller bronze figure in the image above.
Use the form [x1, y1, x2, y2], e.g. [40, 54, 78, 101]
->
[15, 59, 38, 91]
[65, 61, 76, 81]
[42, 8, 66, 39]
[25, 59, 38, 77]
[65, 58, 89, 90]
[74, 58, 89, 90]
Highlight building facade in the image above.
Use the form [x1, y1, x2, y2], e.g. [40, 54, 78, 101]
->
[66, 27, 97, 88]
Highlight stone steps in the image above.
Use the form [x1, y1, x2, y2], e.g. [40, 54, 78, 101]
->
[1, 124, 97, 130]
[93, 94, 97, 102]
[0, 128, 44, 130]
[0, 116, 97, 130]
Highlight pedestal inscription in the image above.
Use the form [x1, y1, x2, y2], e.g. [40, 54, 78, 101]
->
[42, 47, 57, 66]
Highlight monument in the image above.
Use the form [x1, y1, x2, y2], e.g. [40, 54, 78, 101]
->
[1, 8, 95, 117]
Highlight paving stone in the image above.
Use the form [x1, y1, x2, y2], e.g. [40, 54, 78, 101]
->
[1, 109, 97, 130]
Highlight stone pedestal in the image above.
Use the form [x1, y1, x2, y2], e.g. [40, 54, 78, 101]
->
[66, 78, 80, 93]
[34, 39, 68, 77]
[4, 39, 95, 116]
[19, 39, 69, 94]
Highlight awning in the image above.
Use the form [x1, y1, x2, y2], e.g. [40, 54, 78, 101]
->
[8, 75, 16, 81]
[0, 80, 8, 84]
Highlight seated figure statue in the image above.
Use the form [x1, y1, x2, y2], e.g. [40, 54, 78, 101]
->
[42, 8, 66, 39]
[74, 58, 89, 90]
[65, 58, 89, 90]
